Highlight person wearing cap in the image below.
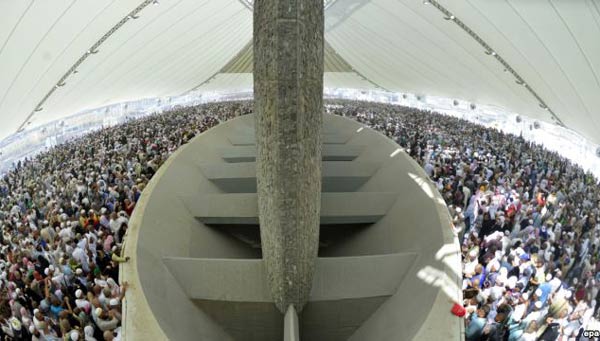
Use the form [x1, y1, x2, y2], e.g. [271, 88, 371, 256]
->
[83, 325, 97, 341]
[69, 330, 80, 341]
[107, 298, 122, 322]
[92, 307, 119, 332]
[523, 300, 544, 325]
[75, 289, 92, 315]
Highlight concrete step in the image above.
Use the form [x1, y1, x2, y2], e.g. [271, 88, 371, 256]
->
[183, 192, 398, 225]
[197, 161, 379, 193]
[219, 145, 364, 163]
[227, 132, 353, 146]
[163, 252, 416, 302]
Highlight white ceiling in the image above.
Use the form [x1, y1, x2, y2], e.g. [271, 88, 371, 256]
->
[0, 0, 599, 144]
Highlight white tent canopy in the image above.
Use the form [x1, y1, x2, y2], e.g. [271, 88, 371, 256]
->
[1, 0, 599, 144]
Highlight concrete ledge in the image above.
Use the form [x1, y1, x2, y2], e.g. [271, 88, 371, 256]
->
[184, 192, 398, 225]
[310, 253, 417, 301]
[219, 145, 364, 163]
[163, 253, 415, 302]
[164, 257, 271, 302]
[197, 161, 379, 193]
[227, 132, 352, 145]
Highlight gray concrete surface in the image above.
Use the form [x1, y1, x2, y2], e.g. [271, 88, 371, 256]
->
[228, 132, 351, 146]
[285, 305, 300, 341]
[254, 0, 325, 313]
[219, 145, 364, 163]
[121, 113, 463, 341]
[184, 192, 397, 225]
[196, 161, 378, 193]
[162, 253, 415, 303]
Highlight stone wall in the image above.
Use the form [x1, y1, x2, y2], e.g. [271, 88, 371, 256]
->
[253, 0, 324, 313]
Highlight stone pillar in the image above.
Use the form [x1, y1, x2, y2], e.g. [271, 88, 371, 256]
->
[253, 0, 324, 313]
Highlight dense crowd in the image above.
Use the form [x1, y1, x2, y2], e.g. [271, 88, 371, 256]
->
[0, 102, 251, 340]
[328, 100, 600, 341]
[0, 98, 597, 340]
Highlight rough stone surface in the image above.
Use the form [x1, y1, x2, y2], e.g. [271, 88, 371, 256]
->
[253, 0, 324, 313]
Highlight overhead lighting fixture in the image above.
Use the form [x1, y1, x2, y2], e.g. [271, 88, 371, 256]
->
[153, 0, 159, 5]
[539, 103, 547, 109]
[515, 79, 524, 85]
[35, 107, 43, 112]
[73, 70, 79, 74]
[56, 81, 66, 87]
[444, 15, 455, 20]
[128, 14, 140, 20]
[87, 49, 99, 54]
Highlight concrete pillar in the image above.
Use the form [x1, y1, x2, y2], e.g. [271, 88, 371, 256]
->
[253, 0, 324, 313]
[284, 305, 300, 341]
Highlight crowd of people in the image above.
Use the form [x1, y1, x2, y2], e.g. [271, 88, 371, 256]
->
[0, 98, 597, 340]
[329, 100, 600, 340]
[0, 102, 251, 340]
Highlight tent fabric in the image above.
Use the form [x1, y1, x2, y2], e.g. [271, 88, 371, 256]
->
[0, 0, 599, 144]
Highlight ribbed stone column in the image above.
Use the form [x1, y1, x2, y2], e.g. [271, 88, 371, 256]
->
[253, 0, 324, 313]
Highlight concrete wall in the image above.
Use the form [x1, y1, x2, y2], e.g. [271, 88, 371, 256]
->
[121, 113, 463, 340]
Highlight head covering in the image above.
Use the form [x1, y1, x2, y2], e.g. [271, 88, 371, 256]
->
[70, 330, 79, 341]
[95, 307, 103, 317]
[109, 298, 119, 306]
[10, 318, 21, 331]
[75, 289, 82, 298]
[507, 276, 518, 289]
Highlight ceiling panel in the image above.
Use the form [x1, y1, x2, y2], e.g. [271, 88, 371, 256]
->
[325, 0, 540, 121]
[40, 0, 250, 127]
[0, 0, 599, 146]
[446, 0, 600, 144]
